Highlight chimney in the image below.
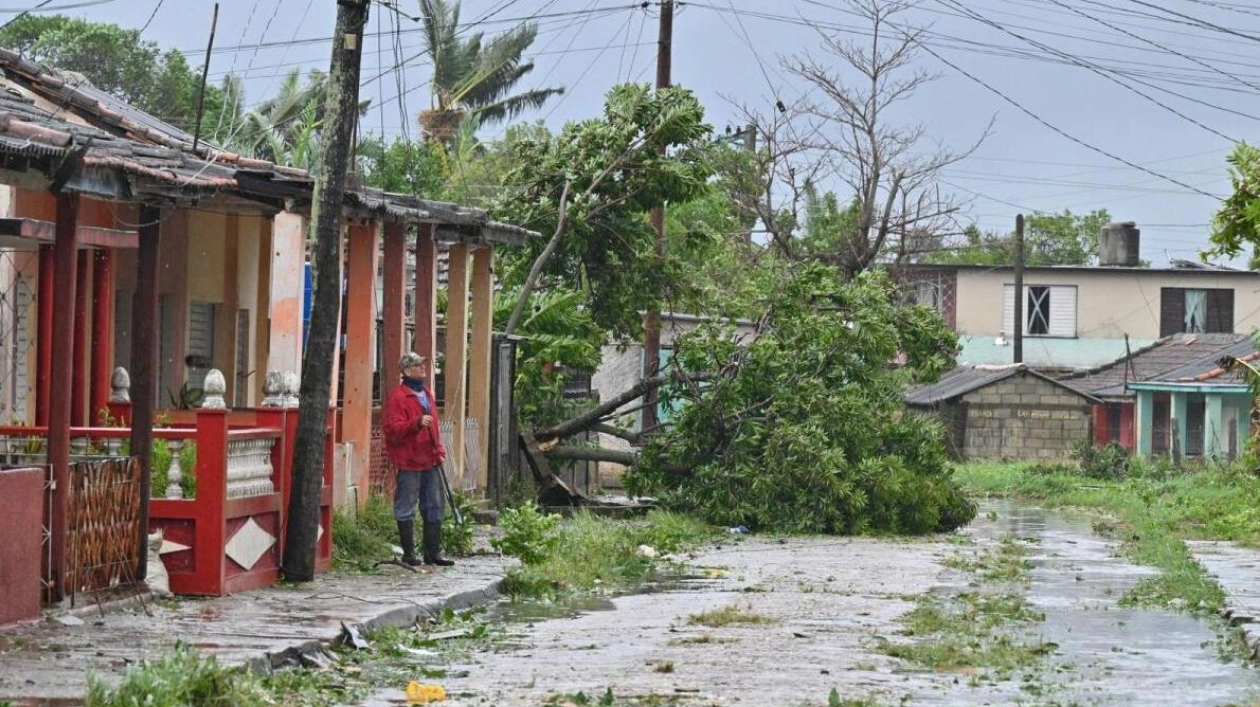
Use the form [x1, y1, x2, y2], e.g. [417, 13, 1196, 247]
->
[1099, 222, 1140, 267]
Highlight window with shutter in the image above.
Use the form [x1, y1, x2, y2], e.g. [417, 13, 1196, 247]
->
[1003, 284, 1077, 337]
[1161, 287, 1233, 335]
[187, 301, 216, 390]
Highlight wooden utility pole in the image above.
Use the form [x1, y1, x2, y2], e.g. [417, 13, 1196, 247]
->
[642, 0, 674, 434]
[283, 0, 369, 582]
[1013, 213, 1025, 365]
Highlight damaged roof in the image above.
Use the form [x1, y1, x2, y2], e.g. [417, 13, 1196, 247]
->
[1060, 333, 1256, 399]
[0, 49, 539, 243]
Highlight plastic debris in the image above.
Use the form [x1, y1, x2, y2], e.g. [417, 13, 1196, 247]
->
[637, 544, 657, 558]
[338, 621, 370, 650]
[727, 525, 749, 534]
[406, 681, 446, 703]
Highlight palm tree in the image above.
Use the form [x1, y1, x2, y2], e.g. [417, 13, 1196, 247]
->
[232, 68, 329, 168]
[417, 0, 563, 144]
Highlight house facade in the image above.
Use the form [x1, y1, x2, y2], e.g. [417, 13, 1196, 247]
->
[1064, 333, 1256, 460]
[900, 223, 1260, 374]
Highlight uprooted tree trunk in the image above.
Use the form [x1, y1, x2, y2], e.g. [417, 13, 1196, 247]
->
[520, 370, 720, 504]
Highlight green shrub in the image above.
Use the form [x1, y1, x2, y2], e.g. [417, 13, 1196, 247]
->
[442, 491, 479, 556]
[492, 504, 563, 565]
[86, 644, 249, 707]
[150, 439, 197, 499]
[331, 495, 397, 571]
[1072, 440, 1131, 480]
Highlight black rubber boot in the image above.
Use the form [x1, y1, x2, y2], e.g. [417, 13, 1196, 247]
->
[398, 520, 423, 566]
[422, 521, 455, 566]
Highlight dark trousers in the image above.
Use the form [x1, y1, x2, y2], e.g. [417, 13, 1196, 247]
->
[393, 466, 445, 523]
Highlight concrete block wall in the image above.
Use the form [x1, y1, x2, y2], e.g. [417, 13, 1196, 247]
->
[960, 372, 1093, 460]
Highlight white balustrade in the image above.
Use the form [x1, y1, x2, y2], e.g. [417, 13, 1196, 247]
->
[226, 436, 276, 499]
[164, 439, 185, 499]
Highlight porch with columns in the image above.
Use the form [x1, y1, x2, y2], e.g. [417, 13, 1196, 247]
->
[1131, 382, 1252, 461]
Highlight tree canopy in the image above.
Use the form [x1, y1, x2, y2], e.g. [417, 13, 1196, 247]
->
[630, 265, 972, 534]
[922, 209, 1114, 266]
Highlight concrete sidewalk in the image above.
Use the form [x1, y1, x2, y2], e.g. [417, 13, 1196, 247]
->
[1188, 540, 1260, 658]
[0, 555, 512, 703]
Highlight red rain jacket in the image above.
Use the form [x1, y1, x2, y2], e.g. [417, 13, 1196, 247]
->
[382, 382, 446, 471]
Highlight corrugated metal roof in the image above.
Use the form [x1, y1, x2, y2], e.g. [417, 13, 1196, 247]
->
[905, 366, 1020, 406]
[906, 364, 1102, 406]
[1060, 333, 1254, 398]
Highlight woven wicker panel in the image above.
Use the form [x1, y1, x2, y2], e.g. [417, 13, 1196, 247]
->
[65, 457, 142, 598]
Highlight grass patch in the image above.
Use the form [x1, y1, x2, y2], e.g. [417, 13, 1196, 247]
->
[686, 604, 775, 627]
[499, 507, 716, 599]
[332, 492, 478, 571]
[943, 534, 1033, 584]
[878, 590, 1053, 681]
[543, 689, 694, 706]
[954, 460, 1244, 613]
[85, 607, 512, 707]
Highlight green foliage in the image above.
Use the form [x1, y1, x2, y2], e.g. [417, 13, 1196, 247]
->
[493, 83, 717, 339]
[631, 265, 974, 535]
[1209, 141, 1260, 260]
[924, 209, 1114, 266]
[0, 15, 223, 134]
[498, 509, 714, 599]
[442, 491, 479, 556]
[356, 133, 448, 197]
[1072, 440, 1132, 480]
[491, 503, 563, 565]
[494, 287, 603, 428]
[85, 643, 250, 707]
[331, 495, 398, 571]
[149, 439, 197, 499]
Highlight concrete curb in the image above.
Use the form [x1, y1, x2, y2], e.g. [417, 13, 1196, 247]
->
[244, 577, 506, 674]
[1186, 540, 1260, 659]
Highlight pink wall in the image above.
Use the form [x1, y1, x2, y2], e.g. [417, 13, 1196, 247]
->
[0, 467, 44, 626]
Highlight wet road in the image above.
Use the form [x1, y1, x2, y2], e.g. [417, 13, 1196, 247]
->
[361, 504, 1260, 707]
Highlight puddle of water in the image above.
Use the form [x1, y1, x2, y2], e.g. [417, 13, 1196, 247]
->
[973, 501, 1260, 706]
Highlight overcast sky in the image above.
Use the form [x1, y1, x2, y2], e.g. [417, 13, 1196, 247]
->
[16, 0, 1259, 265]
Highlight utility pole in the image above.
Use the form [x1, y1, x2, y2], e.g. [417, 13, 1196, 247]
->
[283, 0, 369, 582]
[1013, 213, 1025, 365]
[642, 0, 673, 434]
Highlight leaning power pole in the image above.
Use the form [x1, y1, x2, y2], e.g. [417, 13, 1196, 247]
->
[642, 0, 674, 434]
[283, 0, 370, 582]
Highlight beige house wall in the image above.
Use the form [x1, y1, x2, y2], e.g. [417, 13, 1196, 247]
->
[954, 268, 1260, 339]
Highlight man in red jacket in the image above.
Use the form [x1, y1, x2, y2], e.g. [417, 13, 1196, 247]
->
[382, 352, 453, 566]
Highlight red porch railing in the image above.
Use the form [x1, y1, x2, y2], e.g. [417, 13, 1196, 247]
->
[0, 405, 335, 599]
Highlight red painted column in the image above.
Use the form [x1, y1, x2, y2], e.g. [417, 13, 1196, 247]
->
[344, 220, 380, 507]
[72, 250, 89, 427]
[48, 192, 79, 600]
[91, 249, 114, 424]
[35, 246, 53, 426]
[381, 222, 406, 401]
[413, 224, 437, 367]
[193, 408, 229, 596]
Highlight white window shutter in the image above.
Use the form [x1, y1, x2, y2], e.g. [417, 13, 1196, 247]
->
[1002, 285, 1017, 334]
[1048, 286, 1077, 337]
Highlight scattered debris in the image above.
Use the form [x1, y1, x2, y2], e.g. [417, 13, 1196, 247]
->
[338, 622, 370, 650]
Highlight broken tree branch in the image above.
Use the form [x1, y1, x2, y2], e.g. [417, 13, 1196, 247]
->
[534, 371, 720, 443]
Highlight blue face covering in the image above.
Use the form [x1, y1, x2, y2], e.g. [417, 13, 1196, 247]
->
[403, 376, 431, 412]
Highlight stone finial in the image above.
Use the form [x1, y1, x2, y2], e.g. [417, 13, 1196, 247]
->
[282, 371, 301, 408]
[201, 369, 228, 410]
[109, 367, 131, 403]
[261, 371, 285, 407]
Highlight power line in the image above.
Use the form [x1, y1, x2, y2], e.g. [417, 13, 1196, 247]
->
[139, 0, 165, 34]
[0, 0, 114, 11]
[914, 40, 1221, 200]
[935, 0, 1240, 142]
